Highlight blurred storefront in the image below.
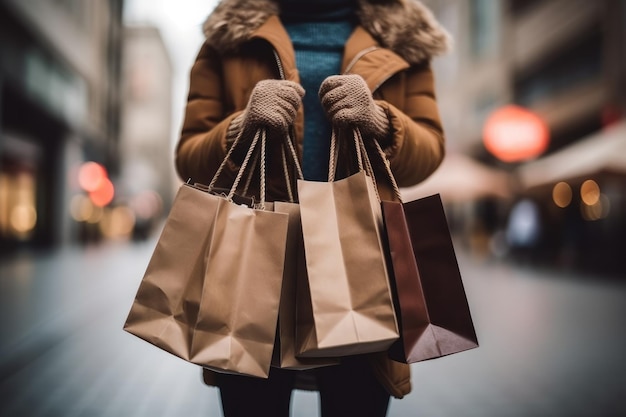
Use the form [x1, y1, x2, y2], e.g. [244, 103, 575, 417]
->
[0, 0, 124, 252]
[416, 0, 626, 276]
[118, 25, 174, 240]
[517, 121, 626, 274]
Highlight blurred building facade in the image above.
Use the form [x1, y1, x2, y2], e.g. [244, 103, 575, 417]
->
[423, 0, 626, 276]
[119, 25, 174, 240]
[0, 0, 124, 252]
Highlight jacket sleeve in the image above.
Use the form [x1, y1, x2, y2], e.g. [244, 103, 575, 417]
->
[175, 41, 243, 185]
[377, 62, 445, 188]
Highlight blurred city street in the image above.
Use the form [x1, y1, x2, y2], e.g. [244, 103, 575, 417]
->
[1, 1, 626, 415]
[1, 237, 625, 417]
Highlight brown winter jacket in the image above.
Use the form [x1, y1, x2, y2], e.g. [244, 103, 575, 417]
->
[175, 0, 450, 399]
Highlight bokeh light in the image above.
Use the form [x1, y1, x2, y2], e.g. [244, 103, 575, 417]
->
[129, 190, 163, 220]
[581, 194, 610, 221]
[580, 179, 600, 206]
[10, 204, 37, 235]
[70, 195, 94, 222]
[552, 182, 572, 208]
[483, 105, 550, 163]
[99, 206, 136, 239]
[89, 177, 115, 207]
[78, 162, 108, 192]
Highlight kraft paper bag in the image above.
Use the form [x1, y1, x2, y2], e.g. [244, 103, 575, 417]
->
[271, 201, 339, 369]
[126, 128, 290, 378]
[189, 198, 289, 378]
[187, 130, 290, 378]
[123, 183, 220, 362]
[296, 132, 399, 357]
[382, 196, 478, 363]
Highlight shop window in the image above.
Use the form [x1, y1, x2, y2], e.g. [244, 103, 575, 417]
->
[0, 170, 37, 241]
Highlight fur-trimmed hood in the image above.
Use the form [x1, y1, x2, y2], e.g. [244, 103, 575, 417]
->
[203, 0, 451, 64]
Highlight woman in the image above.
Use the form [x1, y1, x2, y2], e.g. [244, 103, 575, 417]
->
[175, 0, 450, 415]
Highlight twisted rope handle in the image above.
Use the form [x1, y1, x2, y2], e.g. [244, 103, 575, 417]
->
[359, 128, 403, 202]
[213, 126, 301, 206]
[281, 145, 295, 203]
[284, 134, 304, 180]
[259, 128, 267, 209]
[328, 129, 366, 182]
[328, 130, 338, 182]
[281, 133, 304, 203]
[241, 150, 260, 197]
[229, 128, 267, 209]
[207, 122, 250, 192]
[227, 129, 262, 202]
[354, 128, 381, 203]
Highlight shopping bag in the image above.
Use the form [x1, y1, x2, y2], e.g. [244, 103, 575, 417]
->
[123, 182, 221, 362]
[187, 129, 290, 378]
[272, 201, 339, 369]
[296, 130, 399, 358]
[189, 197, 288, 377]
[271, 139, 339, 369]
[368, 137, 478, 363]
[126, 129, 289, 378]
[382, 196, 478, 362]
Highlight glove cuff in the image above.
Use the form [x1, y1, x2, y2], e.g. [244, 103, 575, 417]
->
[226, 113, 245, 150]
[363, 104, 391, 140]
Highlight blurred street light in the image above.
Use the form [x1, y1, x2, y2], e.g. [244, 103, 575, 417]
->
[483, 105, 550, 163]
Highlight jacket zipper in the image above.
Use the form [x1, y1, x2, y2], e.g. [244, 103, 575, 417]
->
[273, 49, 286, 80]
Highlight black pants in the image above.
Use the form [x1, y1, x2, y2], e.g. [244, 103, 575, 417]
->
[218, 356, 390, 417]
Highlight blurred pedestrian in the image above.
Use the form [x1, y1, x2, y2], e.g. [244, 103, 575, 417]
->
[175, 0, 450, 415]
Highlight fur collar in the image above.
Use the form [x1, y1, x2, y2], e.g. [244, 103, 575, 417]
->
[203, 0, 451, 64]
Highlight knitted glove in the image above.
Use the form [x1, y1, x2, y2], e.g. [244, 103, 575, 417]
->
[227, 80, 305, 148]
[319, 74, 390, 139]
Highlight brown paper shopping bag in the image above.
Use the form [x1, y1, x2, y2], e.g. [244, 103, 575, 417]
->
[189, 197, 288, 377]
[296, 130, 399, 358]
[187, 129, 290, 378]
[270, 138, 338, 369]
[272, 201, 338, 369]
[367, 137, 478, 363]
[126, 129, 289, 378]
[123, 183, 221, 362]
[382, 197, 478, 363]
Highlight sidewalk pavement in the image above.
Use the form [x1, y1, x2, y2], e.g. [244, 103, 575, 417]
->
[1, 238, 625, 416]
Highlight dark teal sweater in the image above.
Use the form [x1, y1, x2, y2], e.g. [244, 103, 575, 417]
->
[282, 11, 355, 181]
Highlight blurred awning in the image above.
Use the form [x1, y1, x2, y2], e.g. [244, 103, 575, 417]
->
[401, 153, 512, 203]
[517, 121, 626, 189]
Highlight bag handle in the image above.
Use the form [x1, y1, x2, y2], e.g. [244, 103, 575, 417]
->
[327, 129, 365, 182]
[207, 124, 249, 191]
[354, 128, 380, 203]
[281, 134, 304, 203]
[231, 128, 266, 207]
[353, 128, 403, 203]
[238, 132, 303, 203]
[207, 128, 268, 208]
[213, 127, 302, 204]
[327, 127, 389, 203]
